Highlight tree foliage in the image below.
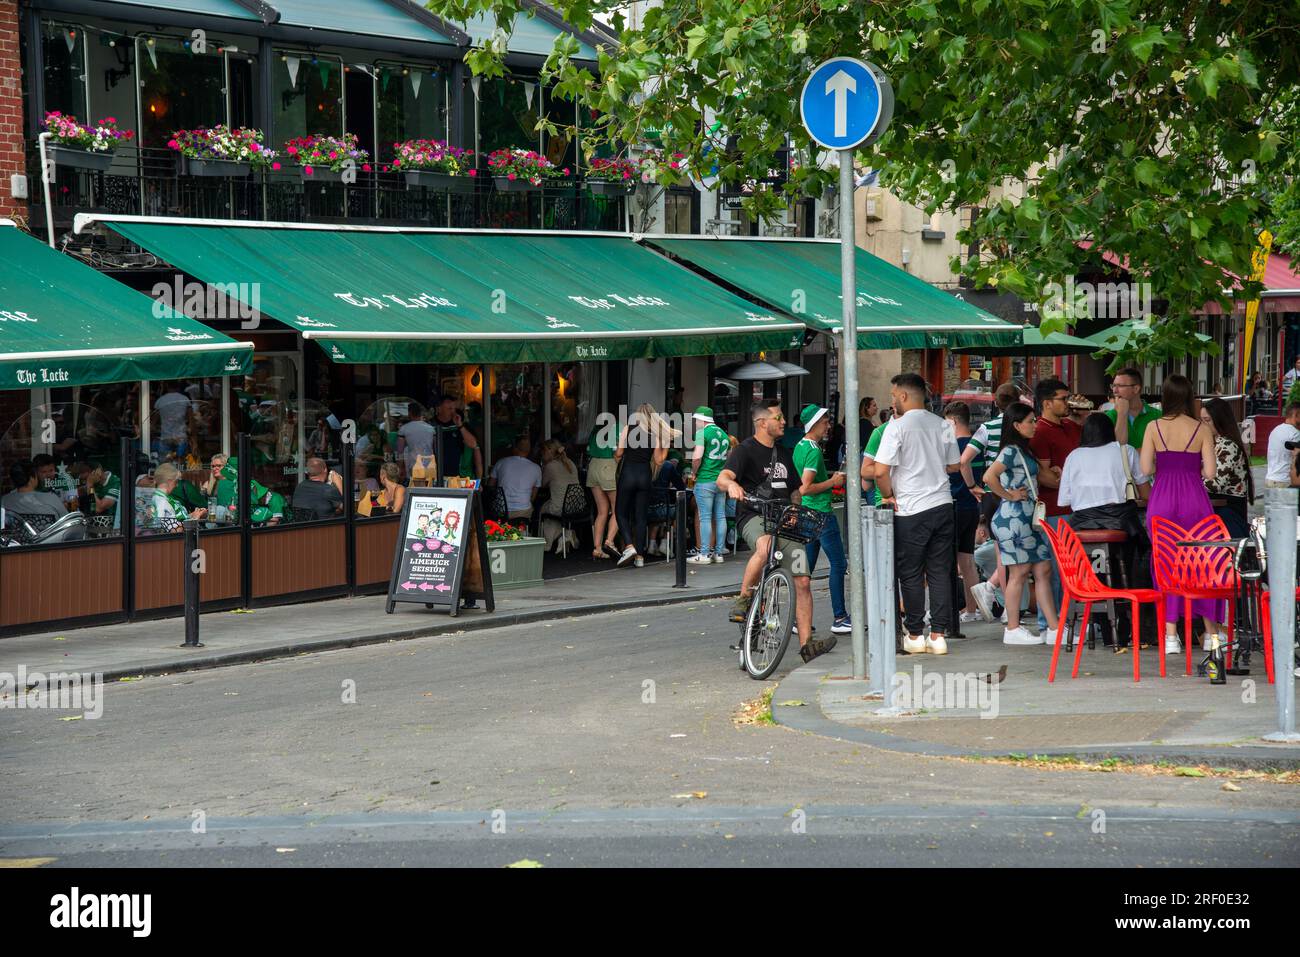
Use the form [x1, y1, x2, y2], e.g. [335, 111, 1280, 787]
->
[429, 0, 1300, 362]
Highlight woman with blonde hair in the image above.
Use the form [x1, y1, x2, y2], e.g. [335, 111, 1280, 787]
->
[539, 438, 581, 552]
[614, 403, 679, 567]
[378, 461, 406, 516]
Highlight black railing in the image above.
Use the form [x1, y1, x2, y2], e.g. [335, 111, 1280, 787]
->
[28, 145, 630, 239]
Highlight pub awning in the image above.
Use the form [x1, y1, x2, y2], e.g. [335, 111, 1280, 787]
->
[0, 223, 252, 390]
[90, 219, 808, 364]
[643, 236, 1023, 350]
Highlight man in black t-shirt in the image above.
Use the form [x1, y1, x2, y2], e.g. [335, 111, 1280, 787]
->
[717, 399, 836, 663]
[431, 395, 482, 479]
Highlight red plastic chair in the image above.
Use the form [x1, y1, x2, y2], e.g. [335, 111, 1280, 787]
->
[1149, 515, 1238, 675]
[1042, 521, 1165, 682]
[1257, 588, 1291, 685]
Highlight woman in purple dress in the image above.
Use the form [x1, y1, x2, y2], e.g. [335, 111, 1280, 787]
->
[1139, 375, 1222, 656]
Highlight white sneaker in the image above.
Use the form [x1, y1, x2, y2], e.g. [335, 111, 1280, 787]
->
[617, 546, 637, 567]
[925, 635, 948, 655]
[712, 553, 725, 564]
[970, 582, 996, 623]
[634, 556, 645, 568]
[903, 633, 926, 654]
[959, 611, 983, 624]
[1165, 635, 1183, 655]
[1003, 626, 1044, 646]
[687, 553, 712, 565]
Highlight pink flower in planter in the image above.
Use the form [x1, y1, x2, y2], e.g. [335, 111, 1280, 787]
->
[286, 145, 298, 156]
[562, 167, 570, 176]
[304, 165, 314, 176]
[329, 151, 338, 160]
[167, 139, 179, 150]
[507, 172, 516, 180]
[272, 161, 281, 171]
[468, 169, 477, 176]
[362, 163, 372, 172]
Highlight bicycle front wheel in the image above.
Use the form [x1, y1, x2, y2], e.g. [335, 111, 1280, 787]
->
[743, 568, 795, 680]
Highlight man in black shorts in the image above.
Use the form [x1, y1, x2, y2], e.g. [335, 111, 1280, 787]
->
[716, 399, 837, 663]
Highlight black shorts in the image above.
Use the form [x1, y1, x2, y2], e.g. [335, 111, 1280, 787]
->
[955, 508, 979, 555]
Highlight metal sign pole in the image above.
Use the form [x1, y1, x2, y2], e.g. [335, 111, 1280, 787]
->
[839, 153, 868, 680]
[1264, 488, 1300, 741]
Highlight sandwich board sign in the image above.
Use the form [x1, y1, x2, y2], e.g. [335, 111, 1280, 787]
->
[385, 486, 494, 616]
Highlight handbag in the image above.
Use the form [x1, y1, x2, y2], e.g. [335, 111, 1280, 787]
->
[1012, 446, 1046, 530]
[1117, 443, 1139, 503]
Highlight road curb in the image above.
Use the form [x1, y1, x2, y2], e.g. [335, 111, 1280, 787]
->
[771, 655, 1300, 771]
[69, 584, 743, 685]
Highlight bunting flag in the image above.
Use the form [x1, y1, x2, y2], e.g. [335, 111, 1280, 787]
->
[285, 55, 300, 87]
[1240, 229, 1273, 392]
[318, 61, 331, 88]
[523, 81, 535, 110]
[63, 28, 76, 54]
[470, 75, 481, 101]
[145, 39, 158, 71]
[380, 68, 390, 92]
[411, 71, 422, 99]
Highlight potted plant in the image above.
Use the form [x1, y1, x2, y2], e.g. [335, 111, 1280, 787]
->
[392, 139, 476, 192]
[42, 112, 134, 172]
[483, 519, 546, 589]
[583, 156, 637, 195]
[284, 133, 372, 183]
[487, 148, 568, 191]
[169, 125, 277, 177]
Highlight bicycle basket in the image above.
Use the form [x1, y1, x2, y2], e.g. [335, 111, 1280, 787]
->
[760, 500, 828, 545]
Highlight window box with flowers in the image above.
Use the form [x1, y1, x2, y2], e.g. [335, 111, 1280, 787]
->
[488, 148, 568, 191]
[169, 125, 277, 178]
[583, 156, 637, 196]
[393, 139, 476, 193]
[43, 112, 135, 172]
[284, 133, 372, 183]
[483, 520, 545, 590]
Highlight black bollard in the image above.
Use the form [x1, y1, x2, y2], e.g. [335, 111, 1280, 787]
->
[181, 519, 204, 648]
[673, 490, 691, 589]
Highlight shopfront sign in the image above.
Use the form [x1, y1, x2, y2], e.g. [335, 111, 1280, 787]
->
[385, 486, 494, 617]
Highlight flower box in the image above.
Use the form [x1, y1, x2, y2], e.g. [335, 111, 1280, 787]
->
[302, 168, 347, 184]
[486, 536, 546, 590]
[260, 168, 300, 184]
[48, 145, 113, 172]
[182, 156, 250, 178]
[586, 179, 634, 196]
[494, 175, 538, 192]
[405, 170, 475, 193]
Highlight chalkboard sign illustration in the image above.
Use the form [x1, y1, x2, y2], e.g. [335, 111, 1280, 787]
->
[386, 487, 493, 617]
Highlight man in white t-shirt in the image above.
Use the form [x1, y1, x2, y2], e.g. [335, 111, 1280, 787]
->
[1265, 402, 1300, 489]
[396, 413, 436, 473]
[873, 373, 961, 655]
[489, 435, 542, 520]
[154, 382, 191, 459]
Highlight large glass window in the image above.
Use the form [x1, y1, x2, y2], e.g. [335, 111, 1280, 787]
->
[489, 365, 544, 466]
[138, 35, 226, 147]
[376, 62, 449, 165]
[235, 354, 301, 508]
[541, 85, 575, 172]
[550, 362, 601, 454]
[476, 76, 540, 156]
[273, 51, 343, 146]
[40, 21, 87, 120]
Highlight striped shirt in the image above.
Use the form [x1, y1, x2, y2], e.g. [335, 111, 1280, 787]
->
[966, 414, 1003, 468]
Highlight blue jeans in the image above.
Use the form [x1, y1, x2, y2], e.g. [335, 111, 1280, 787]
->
[805, 512, 847, 619]
[694, 481, 726, 555]
[1038, 514, 1065, 631]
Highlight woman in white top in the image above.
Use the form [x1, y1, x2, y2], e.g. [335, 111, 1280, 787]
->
[539, 439, 581, 551]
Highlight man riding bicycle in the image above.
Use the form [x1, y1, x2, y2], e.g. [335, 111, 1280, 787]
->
[716, 399, 838, 664]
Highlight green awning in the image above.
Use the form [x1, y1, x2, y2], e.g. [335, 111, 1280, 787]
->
[101, 0, 261, 21]
[953, 326, 1100, 357]
[0, 225, 252, 390]
[270, 0, 458, 44]
[101, 221, 806, 363]
[645, 236, 1023, 350]
[458, 12, 599, 59]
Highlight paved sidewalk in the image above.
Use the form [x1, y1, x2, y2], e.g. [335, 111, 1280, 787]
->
[773, 619, 1300, 768]
[0, 556, 763, 684]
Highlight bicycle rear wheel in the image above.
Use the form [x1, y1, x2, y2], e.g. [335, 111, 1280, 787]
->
[743, 568, 795, 679]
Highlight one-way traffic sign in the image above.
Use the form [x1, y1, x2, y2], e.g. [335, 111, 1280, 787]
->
[799, 57, 893, 151]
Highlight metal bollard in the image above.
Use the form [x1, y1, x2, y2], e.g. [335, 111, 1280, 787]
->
[673, 490, 691, 588]
[869, 506, 899, 710]
[181, 519, 204, 648]
[861, 505, 876, 685]
[1263, 488, 1299, 741]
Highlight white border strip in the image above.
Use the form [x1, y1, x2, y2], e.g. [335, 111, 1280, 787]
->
[75, 212, 634, 239]
[0, 342, 254, 361]
[303, 325, 803, 341]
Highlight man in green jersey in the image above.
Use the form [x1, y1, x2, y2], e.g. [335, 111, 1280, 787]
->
[1104, 366, 1161, 450]
[794, 404, 849, 633]
[689, 406, 731, 563]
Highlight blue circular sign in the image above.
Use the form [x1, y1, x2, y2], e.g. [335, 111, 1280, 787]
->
[800, 57, 890, 151]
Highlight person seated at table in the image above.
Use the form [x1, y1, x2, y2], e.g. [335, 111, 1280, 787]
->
[1200, 398, 1254, 539]
[354, 459, 381, 497]
[209, 456, 285, 525]
[72, 461, 122, 530]
[489, 434, 541, 522]
[292, 457, 344, 520]
[1, 462, 65, 521]
[646, 452, 686, 557]
[538, 438, 580, 552]
[376, 462, 406, 516]
[139, 463, 207, 531]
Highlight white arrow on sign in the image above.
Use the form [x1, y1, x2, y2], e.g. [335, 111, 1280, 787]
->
[825, 69, 857, 138]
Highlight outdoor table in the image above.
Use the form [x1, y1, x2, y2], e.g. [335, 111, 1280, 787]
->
[1175, 537, 1263, 675]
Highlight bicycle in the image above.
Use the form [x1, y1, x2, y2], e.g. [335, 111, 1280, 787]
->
[736, 495, 828, 679]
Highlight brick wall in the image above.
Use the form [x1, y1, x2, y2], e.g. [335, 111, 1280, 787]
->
[0, 1, 24, 225]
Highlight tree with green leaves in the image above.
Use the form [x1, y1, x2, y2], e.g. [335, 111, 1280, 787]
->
[429, 0, 1298, 364]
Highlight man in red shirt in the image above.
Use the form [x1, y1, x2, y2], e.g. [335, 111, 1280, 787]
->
[1030, 378, 1080, 633]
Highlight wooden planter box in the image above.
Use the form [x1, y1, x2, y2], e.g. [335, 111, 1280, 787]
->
[493, 175, 537, 192]
[486, 536, 545, 590]
[181, 156, 250, 178]
[405, 170, 476, 193]
[585, 179, 634, 196]
[48, 145, 113, 172]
